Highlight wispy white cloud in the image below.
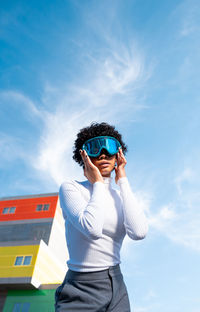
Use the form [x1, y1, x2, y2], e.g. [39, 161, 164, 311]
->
[0, 0, 153, 192]
[148, 164, 200, 252]
[0, 90, 42, 119]
[84, 47, 144, 104]
[0, 90, 43, 172]
[144, 289, 157, 301]
[180, 7, 199, 37]
[32, 37, 149, 186]
[129, 288, 160, 312]
[173, 0, 200, 37]
[149, 204, 177, 230]
[0, 34, 148, 189]
[0, 132, 25, 166]
[174, 167, 194, 196]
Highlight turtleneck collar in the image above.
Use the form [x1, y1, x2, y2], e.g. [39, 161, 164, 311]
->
[103, 176, 112, 189]
[87, 176, 112, 189]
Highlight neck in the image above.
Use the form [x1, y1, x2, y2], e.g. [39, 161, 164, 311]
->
[102, 173, 111, 178]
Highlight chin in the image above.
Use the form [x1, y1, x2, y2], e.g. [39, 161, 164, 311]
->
[100, 170, 112, 177]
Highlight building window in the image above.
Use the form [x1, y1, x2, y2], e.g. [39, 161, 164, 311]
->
[23, 256, 32, 265]
[12, 303, 21, 312]
[36, 203, 50, 211]
[2, 207, 16, 214]
[14, 256, 32, 266]
[2, 207, 9, 214]
[12, 302, 30, 312]
[36, 204, 43, 211]
[14, 256, 23, 266]
[21, 302, 30, 312]
[10, 206, 16, 213]
[43, 203, 50, 211]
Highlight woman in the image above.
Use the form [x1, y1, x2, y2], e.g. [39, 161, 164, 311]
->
[55, 122, 148, 312]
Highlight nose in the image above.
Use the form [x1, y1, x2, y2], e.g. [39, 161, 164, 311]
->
[98, 153, 107, 160]
[98, 149, 109, 159]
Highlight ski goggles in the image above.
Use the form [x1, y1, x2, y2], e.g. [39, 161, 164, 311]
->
[82, 136, 121, 157]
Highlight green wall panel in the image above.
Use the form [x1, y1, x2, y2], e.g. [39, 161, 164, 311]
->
[3, 289, 56, 312]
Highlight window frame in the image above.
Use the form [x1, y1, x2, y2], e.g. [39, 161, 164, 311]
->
[43, 203, 50, 211]
[2, 207, 9, 214]
[14, 255, 32, 266]
[36, 203, 50, 212]
[21, 302, 31, 312]
[14, 256, 24, 266]
[9, 206, 16, 214]
[12, 302, 21, 312]
[2, 206, 16, 214]
[12, 302, 30, 312]
[36, 204, 43, 211]
[23, 256, 32, 266]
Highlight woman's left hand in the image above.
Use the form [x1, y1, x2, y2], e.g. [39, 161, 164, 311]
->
[115, 148, 127, 184]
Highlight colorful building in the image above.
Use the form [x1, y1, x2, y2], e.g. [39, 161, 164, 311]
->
[0, 193, 68, 312]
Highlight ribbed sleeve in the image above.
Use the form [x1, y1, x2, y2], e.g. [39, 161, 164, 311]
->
[117, 177, 148, 240]
[59, 180, 106, 240]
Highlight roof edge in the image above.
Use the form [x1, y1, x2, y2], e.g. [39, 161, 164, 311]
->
[0, 192, 58, 201]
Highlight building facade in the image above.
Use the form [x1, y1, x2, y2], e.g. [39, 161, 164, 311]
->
[0, 193, 68, 312]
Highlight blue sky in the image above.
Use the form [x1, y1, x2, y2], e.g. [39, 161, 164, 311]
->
[1, 0, 200, 311]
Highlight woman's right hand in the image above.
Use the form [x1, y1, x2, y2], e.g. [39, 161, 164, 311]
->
[80, 150, 104, 184]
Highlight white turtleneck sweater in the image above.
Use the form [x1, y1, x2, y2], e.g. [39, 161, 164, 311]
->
[59, 177, 148, 272]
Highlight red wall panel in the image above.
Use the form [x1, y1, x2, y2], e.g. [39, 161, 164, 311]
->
[0, 196, 58, 221]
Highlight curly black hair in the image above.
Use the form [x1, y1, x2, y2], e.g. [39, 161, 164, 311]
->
[73, 122, 128, 167]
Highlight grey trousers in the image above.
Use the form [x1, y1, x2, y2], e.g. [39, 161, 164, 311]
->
[55, 264, 131, 312]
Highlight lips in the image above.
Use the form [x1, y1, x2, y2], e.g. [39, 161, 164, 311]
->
[98, 161, 110, 167]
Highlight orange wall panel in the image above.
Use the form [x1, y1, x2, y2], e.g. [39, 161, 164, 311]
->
[0, 196, 58, 221]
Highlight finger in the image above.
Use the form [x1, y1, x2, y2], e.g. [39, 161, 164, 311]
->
[117, 151, 126, 166]
[83, 150, 99, 168]
[119, 148, 126, 161]
[81, 150, 89, 162]
[83, 150, 97, 171]
[81, 151, 91, 173]
[82, 151, 90, 170]
[80, 149, 86, 162]
[117, 150, 123, 161]
[116, 152, 121, 164]
[84, 150, 93, 165]
[119, 147, 125, 157]
[80, 150, 88, 167]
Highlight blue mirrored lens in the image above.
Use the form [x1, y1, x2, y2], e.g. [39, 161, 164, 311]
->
[87, 140, 100, 155]
[106, 139, 118, 154]
[83, 136, 121, 157]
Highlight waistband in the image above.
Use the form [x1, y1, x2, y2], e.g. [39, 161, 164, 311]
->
[65, 264, 122, 281]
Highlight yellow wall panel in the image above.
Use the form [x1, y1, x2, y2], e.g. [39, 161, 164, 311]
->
[0, 242, 66, 286]
[0, 245, 39, 278]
